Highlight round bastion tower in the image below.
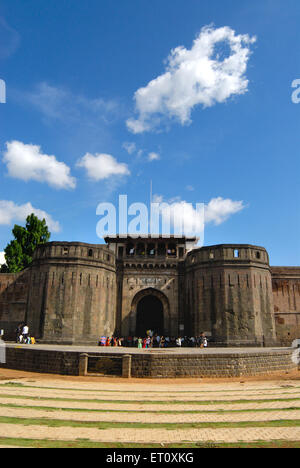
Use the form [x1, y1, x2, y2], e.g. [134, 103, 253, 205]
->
[26, 242, 117, 345]
[184, 244, 277, 346]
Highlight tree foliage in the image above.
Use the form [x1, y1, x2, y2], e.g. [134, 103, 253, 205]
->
[1, 214, 51, 273]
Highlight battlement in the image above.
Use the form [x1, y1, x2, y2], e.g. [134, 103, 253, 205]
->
[33, 241, 115, 268]
[186, 244, 270, 267]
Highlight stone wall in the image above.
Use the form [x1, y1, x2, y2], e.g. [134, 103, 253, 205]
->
[130, 349, 297, 378]
[0, 345, 297, 378]
[1, 345, 80, 375]
[272, 267, 300, 346]
[0, 271, 29, 340]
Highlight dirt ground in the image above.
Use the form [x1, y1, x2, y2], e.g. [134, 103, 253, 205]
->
[1, 367, 299, 385]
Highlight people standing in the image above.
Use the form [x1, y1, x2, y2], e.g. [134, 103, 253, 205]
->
[22, 324, 29, 343]
[176, 336, 182, 347]
[100, 336, 106, 346]
[16, 324, 22, 343]
[200, 332, 208, 349]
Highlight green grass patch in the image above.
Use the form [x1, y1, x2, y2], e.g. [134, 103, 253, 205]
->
[1, 393, 300, 406]
[1, 401, 300, 415]
[0, 415, 300, 430]
[0, 436, 299, 449]
[1, 382, 25, 387]
[1, 382, 300, 394]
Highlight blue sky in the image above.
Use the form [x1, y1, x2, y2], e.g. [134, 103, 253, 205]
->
[0, 0, 299, 266]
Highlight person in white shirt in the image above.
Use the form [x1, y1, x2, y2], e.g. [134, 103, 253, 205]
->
[22, 325, 29, 342]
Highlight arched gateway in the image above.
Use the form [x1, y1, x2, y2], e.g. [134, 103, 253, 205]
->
[131, 288, 171, 337]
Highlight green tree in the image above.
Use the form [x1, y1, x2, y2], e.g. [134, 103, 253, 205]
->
[2, 214, 51, 273]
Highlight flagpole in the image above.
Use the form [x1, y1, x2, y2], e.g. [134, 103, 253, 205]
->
[150, 180, 152, 235]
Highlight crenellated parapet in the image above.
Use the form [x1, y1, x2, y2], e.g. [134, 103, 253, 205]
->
[32, 241, 115, 270]
[185, 244, 270, 267]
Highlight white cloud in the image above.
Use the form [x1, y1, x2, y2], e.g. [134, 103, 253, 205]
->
[155, 198, 204, 236]
[0, 200, 61, 233]
[127, 25, 256, 133]
[0, 251, 5, 265]
[205, 197, 245, 225]
[77, 153, 130, 181]
[3, 141, 76, 190]
[126, 118, 152, 135]
[148, 152, 160, 162]
[123, 142, 137, 155]
[153, 194, 245, 233]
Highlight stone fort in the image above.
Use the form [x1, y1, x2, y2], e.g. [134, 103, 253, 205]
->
[0, 236, 299, 347]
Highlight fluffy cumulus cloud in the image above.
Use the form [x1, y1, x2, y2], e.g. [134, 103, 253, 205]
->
[152, 194, 245, 237]
[3, 141, 76, 190]
[127, 25, 256, 133]
[152, 196, 204, 237]
[77, 153, 130, 181]
[0, 200, 61, 233]
[205, 197, 245, 225]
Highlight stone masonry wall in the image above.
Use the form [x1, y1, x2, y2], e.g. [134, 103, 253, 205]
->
[0, 345, 297, 378]
[272, 267, 300, 346]
[0, 271, 29, 340]
[130, 350, 297, 378]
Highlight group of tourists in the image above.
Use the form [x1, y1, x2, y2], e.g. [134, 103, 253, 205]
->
[98, 332, 208, 349]
[99, 336, 123, 347]
[134, 333, 208, 349]
[15, 323, 35, 345]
